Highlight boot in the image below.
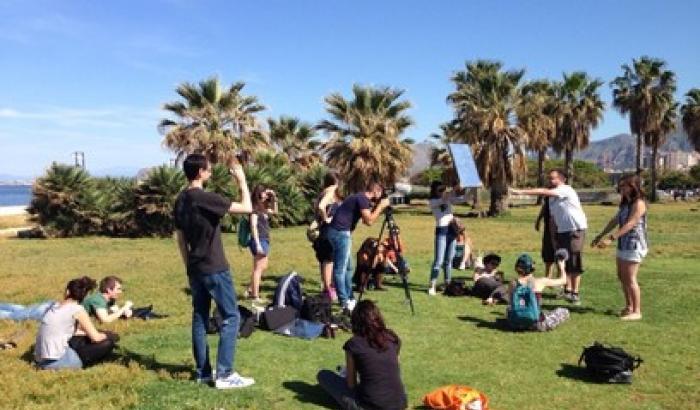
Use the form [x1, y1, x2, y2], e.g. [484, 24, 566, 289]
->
[374, 273, 387, 291]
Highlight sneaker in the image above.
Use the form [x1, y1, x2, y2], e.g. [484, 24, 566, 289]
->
[569, 294, 581, 306]
[344, 299, 357, 312]
[621, 313, 642, 321]
[427, 287, 437, 296]
[557, 288, 569, 299]
[215, 372, 255, 389]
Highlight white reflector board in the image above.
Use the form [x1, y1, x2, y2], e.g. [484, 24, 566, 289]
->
[448, 143, 482, 188]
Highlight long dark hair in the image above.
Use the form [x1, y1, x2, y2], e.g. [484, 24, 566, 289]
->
[429, 180, 446, 200]
[618, 174, 645, 206]
[322, 172, 339, 190]
[66, 276, 97, 303]
[251, 185, 267, 208]
[351, 300, 399, 351]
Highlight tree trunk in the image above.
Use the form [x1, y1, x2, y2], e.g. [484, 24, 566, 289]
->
[489, 183, 507, 217]
[472, 187, 480, 208]
[536, 149, 546, 205]
[635, 133, 643, 176]
[564, 149, 574, 185]
[650, 144, 658, 202]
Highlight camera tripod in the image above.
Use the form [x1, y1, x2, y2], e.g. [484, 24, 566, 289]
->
[357, 206, 415, 315]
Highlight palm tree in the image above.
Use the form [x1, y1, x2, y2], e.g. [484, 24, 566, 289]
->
[317, 84, 414, 193]
[611, 57, 677, 176]
[682, 88, 700, 153]
[429, 122, 458, 184]
[133, 166, 186, 237]
[645, 101, 678, 201]
[159, 76, 266, 164]
[447, 60, 527, 216]
[267, 116, 321, 169]
[553, 72, 605, 182]
[517, 80, 557, 201]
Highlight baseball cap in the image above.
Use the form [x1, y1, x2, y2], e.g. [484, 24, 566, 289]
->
[515, 253, 535, 273]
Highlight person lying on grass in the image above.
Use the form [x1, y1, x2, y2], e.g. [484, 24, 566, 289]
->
[317, 300, 408, 410]
[471, 253, 507, 305]
[506, 253, 570, 332]
[35, 276, 117, 370]
[81, 276, 133, 323]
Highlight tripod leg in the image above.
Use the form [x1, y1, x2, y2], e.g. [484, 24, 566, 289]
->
[401, 273, 415, 315]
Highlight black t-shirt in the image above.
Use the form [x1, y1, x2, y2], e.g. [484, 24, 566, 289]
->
[343, 334, 407, 410]
[173, 188, 232, 275]
[330, 193, 372, 231]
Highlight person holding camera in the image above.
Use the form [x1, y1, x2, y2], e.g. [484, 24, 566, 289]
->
[173, 153, 254, 389]
[327, 181, 390, 312]
[246, 185, 278, 303]
[427, 181, 467, 296]
[591, 175, 648, 321]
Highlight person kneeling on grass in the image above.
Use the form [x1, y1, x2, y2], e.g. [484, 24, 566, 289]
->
[317, 300, 408, 410]
[82, 276, 133, 323]
[35, 277, 117, 370]
[507, 254, 570, 332]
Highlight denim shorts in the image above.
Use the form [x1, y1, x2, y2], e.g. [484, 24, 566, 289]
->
[616, 248, 647, 263]
[249, 239, 270, 256]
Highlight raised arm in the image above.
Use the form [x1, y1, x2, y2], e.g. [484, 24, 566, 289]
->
[317, 186, 337, 223]
[361, 198, 390, 226]
[228, 164, 252, 214]
[511, 187, 559, 197]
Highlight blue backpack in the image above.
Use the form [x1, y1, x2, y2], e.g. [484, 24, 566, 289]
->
[507, 280, 540, 330]
[273, 271, 304, 311]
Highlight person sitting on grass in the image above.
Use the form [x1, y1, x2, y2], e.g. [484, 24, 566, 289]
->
[471, 254, 507, 305]
[454, 225, 474, 270]
[317, 300, 408, 410]
[35, 276, 117, 370]
[507, 253, 570, 332]
[81, 276, 133, 323]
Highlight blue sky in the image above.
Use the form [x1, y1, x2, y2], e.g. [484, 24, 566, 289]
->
[1, 0, 699, 177]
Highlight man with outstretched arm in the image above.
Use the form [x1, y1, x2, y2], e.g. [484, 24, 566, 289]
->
[510, 168, 588, 305]
[173, 153, 254, 389]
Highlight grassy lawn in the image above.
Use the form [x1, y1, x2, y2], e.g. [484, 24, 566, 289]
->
[1, 202, 699, 409]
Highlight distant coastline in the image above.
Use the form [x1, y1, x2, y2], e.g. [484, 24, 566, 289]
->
[0, 185, 32, 207]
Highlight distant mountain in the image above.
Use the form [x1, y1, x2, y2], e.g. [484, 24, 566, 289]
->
[576, 124, 693, 170]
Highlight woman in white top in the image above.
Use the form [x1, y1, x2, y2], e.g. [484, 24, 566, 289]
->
[35, 277, 111, 370]
[427, 181, 467, 295]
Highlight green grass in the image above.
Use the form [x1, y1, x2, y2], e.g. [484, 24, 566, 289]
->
[1, 202, 699, 409]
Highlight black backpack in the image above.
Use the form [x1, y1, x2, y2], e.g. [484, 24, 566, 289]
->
[300, 295, 332, 324]
[444, 280, 467, 297]
[579, 342, 643, 383]
[207, 305, 256, 338]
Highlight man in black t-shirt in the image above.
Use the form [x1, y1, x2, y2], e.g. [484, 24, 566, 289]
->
[327, 181, 390, 311]
[173, 153, 255, 390]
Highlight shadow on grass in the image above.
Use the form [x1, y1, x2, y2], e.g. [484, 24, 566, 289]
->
[540, 304, 596, 315]
[457, 315, 511, 332]
[380, 280, 426, 293]
[115, 348, 192, 379]
[282, 380, 337, 409]
[556, 363, 610, 384]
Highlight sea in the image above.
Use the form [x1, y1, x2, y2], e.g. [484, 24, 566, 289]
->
[0, 185, 32, 206]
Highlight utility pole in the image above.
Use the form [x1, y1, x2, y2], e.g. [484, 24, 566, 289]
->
[73, 151, 85, 169]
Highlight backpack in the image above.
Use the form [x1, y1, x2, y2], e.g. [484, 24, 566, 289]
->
[207, 305, 256, 338]
[273, 271, 304, 311]
[237, 216, 251, 247]
[507, 280, 540, 330]
[579, 342, 643, 383]
[300, 295, 332, 323]
[444, 280, 467, 297]
[306, 220, 320, 242]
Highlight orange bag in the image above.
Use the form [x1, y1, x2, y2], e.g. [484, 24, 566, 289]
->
[422, 385, 489, 410]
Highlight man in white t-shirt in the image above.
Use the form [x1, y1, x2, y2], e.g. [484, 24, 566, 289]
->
[511, 169, 587, 305]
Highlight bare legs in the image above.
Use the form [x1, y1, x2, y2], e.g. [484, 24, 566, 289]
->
[618, 258, 642, 320]
[544, 262, 554, 278]
[248, 255, 268, 299]
[320, 261, 335, 298]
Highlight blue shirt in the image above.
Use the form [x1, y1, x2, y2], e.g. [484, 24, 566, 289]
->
[330, 193, 372, 231]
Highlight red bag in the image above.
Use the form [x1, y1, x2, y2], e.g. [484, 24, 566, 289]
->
[423, 385, 489, 410]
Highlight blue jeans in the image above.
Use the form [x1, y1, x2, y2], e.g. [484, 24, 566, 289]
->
[189, 270, 240, 380]
[0, 301, 55, 321]
[37, 347, 82, 370]
[327, 227, 354, 305]
[431, 227, 456, 283]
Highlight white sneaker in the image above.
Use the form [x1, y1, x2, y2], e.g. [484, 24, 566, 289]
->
[428, 287, 437, 296]
[215, 372, 255, 389]
[344, 299, 357, 312]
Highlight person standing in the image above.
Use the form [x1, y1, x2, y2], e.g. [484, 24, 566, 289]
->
[246, 185, 277, 303]
[173, 153, 255, 389]
[327, 181, 390, 311]
[427, 181, 467, 295]
[534, 196, 558, 278]
[313, 172, 342, 301]
[511, 169, 588, 305]
[591, 175, 648, 321]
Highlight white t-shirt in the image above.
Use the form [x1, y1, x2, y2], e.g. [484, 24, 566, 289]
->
[34, 302, 82, 361]
[429, 192, 466, 227]
[548, 184, 587, 232]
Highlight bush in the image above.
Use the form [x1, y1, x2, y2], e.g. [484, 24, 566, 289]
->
[518, 159, 610, 188]
[411, 167, 443, 186]
[658, 171, 694, 190]
[133, 166, 186, 237]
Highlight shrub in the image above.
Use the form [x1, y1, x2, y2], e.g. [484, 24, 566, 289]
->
[133, 166, 186, 237]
